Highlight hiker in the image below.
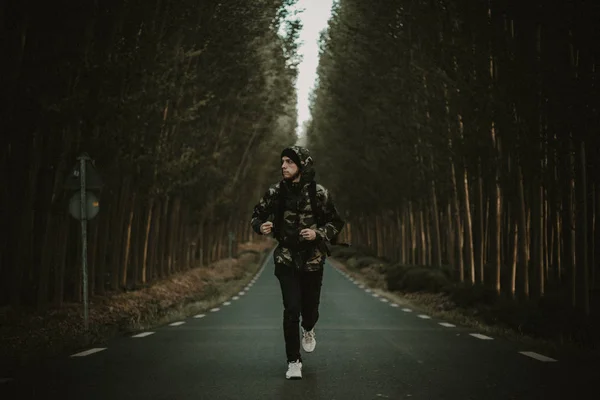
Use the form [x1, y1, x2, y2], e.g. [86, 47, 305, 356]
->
[250, 145, 345, 379]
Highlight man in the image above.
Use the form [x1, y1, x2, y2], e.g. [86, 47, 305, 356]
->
[250, 146, 345, 380]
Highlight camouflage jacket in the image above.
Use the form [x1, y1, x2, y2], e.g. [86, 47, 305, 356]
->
[250, 147, 344, 272]
[250, 180, 344, 271]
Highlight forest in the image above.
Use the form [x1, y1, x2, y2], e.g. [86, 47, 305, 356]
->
[308, 0, 600, 328]
[0, 0, 301, 310]
[2, 0, 599, 348]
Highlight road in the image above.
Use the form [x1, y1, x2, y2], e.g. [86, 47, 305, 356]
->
[1, 253, 596, 399]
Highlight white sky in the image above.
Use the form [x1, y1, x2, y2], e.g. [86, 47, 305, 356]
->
[288, 0, 334, 141]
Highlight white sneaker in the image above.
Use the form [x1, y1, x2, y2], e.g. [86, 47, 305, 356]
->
[286, 360, 302, 379]
[302, 327, 316, 352]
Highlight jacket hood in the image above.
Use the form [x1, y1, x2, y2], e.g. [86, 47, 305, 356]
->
[282, 145, 315, 183]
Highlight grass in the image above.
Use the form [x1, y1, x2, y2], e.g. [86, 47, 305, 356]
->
[329, 244, 600, 359]
[0, 239, 275, 370]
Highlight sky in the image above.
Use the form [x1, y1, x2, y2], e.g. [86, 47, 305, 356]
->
[287, 0, 335, 142]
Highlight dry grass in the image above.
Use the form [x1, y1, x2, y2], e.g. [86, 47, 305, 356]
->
[0, 239, 275, 369]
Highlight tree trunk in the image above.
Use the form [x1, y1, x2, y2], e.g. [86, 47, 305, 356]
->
[121, 191, 136, 288]
[141, 197, 155, 284]
[517, 164, 529, 299]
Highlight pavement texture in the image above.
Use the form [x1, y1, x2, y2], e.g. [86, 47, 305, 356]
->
[1, 253, 597, 400]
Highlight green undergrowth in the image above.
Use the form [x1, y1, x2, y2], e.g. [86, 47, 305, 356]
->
[331, 245, 600, 352]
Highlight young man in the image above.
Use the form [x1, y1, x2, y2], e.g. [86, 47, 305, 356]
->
[250, 146, 345, 380]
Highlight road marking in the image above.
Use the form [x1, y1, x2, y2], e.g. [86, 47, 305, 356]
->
[402, 308, 412, 312]
[439, 322, 455, 328]
[372, 293, 380, 298]
[232, 296, 239, 300]
[194, 314, 206, 318]
[390, 303, 399, 307]
[1, 378, 14, 384]
[380, 298, 389, 303]
[223, 301, 231, 306]
[519, 351, 557, 362]
[359, 285, 365, 288]
[132, 332, 155, 338]
[365, 289, 372, 293]
[470, 333, 493, 340]
[70, 348, 106, 357]
[417, 314, 431, 319]
[169, 321, 186, 326]
[239, 291, 245, 296]
[210, 307, 220, 312]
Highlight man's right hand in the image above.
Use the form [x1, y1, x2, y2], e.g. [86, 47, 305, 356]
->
[260, 221, 273, 235]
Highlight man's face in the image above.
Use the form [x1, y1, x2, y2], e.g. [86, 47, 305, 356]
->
[281, 156, 299, 180]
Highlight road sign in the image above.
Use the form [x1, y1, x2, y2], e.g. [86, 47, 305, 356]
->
[64, 158, 103, 190]
[68, 190, 100, 220]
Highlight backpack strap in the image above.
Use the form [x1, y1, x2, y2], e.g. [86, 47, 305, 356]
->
[308, 181, 324, 226]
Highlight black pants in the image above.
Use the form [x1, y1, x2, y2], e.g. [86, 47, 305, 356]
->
[274, 264, 324, 363]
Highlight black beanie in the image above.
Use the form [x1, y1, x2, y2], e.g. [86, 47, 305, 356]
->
[281, 148, 302, 169]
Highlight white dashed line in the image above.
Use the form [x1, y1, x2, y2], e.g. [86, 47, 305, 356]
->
[0, 378, 14, 384]
[232, 296, 239, 300]
[402, 308, 412, 312]
[390, 303, 399, 307]
[519, 351, 557, 362]
[223, 301, 231, 306]
[365, 289, 372, 293]
[470, 333, 493, 340]
[132, 332, 155, 338]
[194, 314, 206, 318]
[70, 348, 106, 357]
[380, 298, 389, 303]
[169, 321, 186, 326]
[417, 314, 431, 319]
[439, 322, 455, 328]
[210, 308, 220, 312]
[359, 285, 365, 289]
[239, 291, 245, 296]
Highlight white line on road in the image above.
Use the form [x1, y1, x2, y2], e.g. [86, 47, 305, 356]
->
[70, 348, 106, 357]
[417, 314, 431, 319]
[239, 291, 245, 296]
[223, 301, 231, 306]
[169, 321, 186, 326]
[439, 322, 456, 328]
[210, 308, 220, 312]
[402, 308, 412, 312]
[194, 314, 206, 318]
[470, 333, 493, 340]
[380, 298, 389, 303]
[232, 296, 239, 300]
[365, 289, 372, 293]
[390, 303, 399, 307]
[519, 351, 557, 362]
[132, 332, 155, 338]
[359, 285, 365, 288]
[372, 293, 380, 298]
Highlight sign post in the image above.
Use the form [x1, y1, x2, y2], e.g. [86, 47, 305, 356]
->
[64, 153, 103, 331]
[79, 154, 89, 330]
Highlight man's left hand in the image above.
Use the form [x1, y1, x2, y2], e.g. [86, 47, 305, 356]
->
[300, 229, 317, 241]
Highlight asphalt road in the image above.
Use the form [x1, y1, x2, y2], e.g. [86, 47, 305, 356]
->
[1, 253, 596, 400]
